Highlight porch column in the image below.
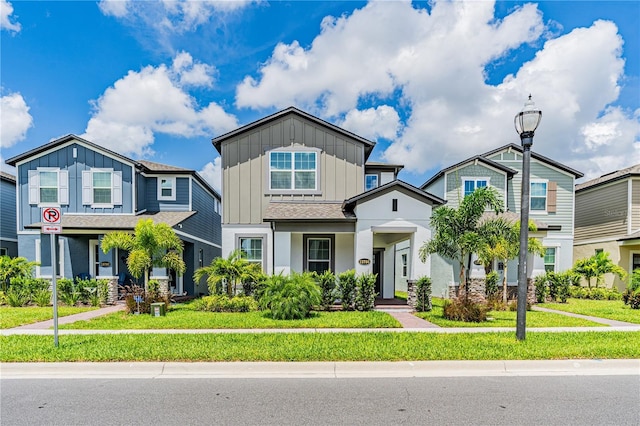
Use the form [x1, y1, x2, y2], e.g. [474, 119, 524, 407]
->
[274, 231, 291, 275]
[355, 228, 373, 275]
[409, 228, 430, 280]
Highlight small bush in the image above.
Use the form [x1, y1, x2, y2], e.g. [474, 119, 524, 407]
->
[547, 272, 572, 303]
[534, 274, 549, 303]
[622, 269, 640, 309]
[336, 270, 357, 311]
[442, 298, 488, 322]
[314, 270, 337, 311]
[195, 295, 257, 312]
[485, 271, 499, 300]
[414, 276, 432, 312]
[33, 289, 52, 307]
[354, 272, 377, 312]
[6, 288, 29, 307]
[259, 272, 321, 320]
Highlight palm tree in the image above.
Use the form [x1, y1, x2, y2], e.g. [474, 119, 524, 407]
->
[573, 251, 626, 288]
[419, 186, 504, 298]
[101, 219, 186, 289]
[193, 249, 262, 296]
[478, 218, 545, 303]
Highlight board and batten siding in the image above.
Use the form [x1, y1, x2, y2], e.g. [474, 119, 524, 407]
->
[222, 115, 365, 225]
[17, 143, 134, 231]
[1, 178, 17, 241]
[575, 181, 629, 242]
[144, 176, 190, 211]
[632, 179, 640, 231]
[179, 180, 221, 245]
[443, 163, 507, 209]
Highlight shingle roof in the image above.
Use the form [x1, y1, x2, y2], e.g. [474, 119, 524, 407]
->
[25, 211, 196, 230]
[263, 202, 356, 221]
[138, 160, 191, 173]
[480, 144, 584, 178]
[575, 163, 640, 192]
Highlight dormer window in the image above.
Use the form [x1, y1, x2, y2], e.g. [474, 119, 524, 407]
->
[158, 177, 176, 201]
[269, 151, 317, 190]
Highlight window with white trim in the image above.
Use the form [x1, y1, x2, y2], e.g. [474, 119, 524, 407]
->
[269, 151, 317, 190]
[365, 174, 378, 191]
[28, 168, 69, 206]
[544, 247, 556, 272]
[82, 169, 122, 207]
[157, 177, 176, 201]
[239, 237, 263, 269]
[530, 180, 548, 211]
[463, 178, 488, 197]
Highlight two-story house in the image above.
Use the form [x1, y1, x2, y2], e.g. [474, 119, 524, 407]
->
[5, 135, 222, 300]
[574, 164, 640, 291]
[212, 107, 444, 300]
[0, 171, 18, 257]
[421, 144, 583, 297]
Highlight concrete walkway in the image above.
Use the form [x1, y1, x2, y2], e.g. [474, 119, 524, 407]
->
[531, 305, 639, 327]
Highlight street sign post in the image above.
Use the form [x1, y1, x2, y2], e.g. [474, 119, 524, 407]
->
[42, 207, 61, 347]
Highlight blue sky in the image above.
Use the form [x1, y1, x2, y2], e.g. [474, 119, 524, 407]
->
[2, 0, 639, 192]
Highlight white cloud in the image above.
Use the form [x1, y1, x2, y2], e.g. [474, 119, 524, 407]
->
[83, 52, 238, 157]
[338, 106, 400, 141]
[235, 0, 639, 179]
[0, 92, 33, 148]
[0, 0, 20, 32]
[99, 0, 254, 33]
[199, 156, 222, 194]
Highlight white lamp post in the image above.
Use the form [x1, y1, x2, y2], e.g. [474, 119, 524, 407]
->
[514, 95, 542, 341]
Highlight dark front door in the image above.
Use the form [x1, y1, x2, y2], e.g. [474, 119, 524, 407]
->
[373, 249, 383, 297]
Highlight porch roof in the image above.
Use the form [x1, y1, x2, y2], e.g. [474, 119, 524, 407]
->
[263, 201, 356, 222]
[25, 211, 196, 230]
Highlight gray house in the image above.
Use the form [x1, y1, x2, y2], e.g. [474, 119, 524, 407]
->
[0, 171, 18, 257]
[6, 135, 221, 299]
[421, 144, 583, 297]
[213, 107, 444, 299]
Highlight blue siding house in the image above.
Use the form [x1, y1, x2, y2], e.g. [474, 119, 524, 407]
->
[0, 171, 18, 257]
[6, 135, 222, 301]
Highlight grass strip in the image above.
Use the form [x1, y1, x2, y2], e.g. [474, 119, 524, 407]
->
[538, 299, 640, 324]
[59, 306, 401, 330]
[2, 331, 638, 362]
[0, 307, 98, 329]
[416, 299, 605, 327]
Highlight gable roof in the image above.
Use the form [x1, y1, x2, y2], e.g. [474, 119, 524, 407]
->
[211, 106, 376, 159]
[5, 134, 135, 167]
[0, 171, 15, 183]
[575, 163, 640, 192]
[343, 179, 445, 211]
[481, 143, 584, 178]
[263, 201, 356, 222]
[420, 155, 518, 189]
[138, 160, 191, 173]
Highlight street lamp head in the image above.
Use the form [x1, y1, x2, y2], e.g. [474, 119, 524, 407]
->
[514, 95, 542, 145]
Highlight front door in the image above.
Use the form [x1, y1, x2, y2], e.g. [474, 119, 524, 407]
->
[373, 249, 383, 297]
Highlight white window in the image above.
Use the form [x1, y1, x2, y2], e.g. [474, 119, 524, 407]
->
[82, 169, 122, 207]
[157, 177, 176, 201]
[463, 178, 488, 197]
[239, 237, 263, 269]
[530, 180, 548, 211]
[365, 174, 378, 191]
[306, 237, 331, 274]
[544, 247, 556, 272]
[28, 168, 69, 206]
[269, 151, 317, 190]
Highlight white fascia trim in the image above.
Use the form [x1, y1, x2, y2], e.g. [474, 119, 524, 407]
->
[157, 176, 178, 201]
[574, 236, 620, 246]
[174, 229, 221, 249]
[0, 237, 18, 242]
[15, 140, 137, 169]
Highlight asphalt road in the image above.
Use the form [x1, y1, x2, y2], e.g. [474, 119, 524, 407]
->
[2, 375, 639, 425]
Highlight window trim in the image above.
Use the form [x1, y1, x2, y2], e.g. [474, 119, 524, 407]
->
[29, 167, 69, 207]
[264, 147, 322, 195]
[237, 235, 265, 270]
[157, 176, 177, 201]
[92, 170, 113, 207]
[303, 234, 335, 274]
[82, 168, 122, 208]
[461, 177, 490, 198]
[630, 251, 640, 274]
[543, 246, 557, 273]
[365, 174, 379, 191]
[530, 179, 549, 214]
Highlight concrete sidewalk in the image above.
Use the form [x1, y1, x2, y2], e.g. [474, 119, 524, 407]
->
[2, 359, 638, 379]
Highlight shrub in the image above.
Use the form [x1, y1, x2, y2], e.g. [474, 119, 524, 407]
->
[9, 276, 49, 300]
[0, 291, 6, 306]
[534, 274, 549, 303]
[6, 288, 29, 307]
[547, 271, 572, 303]
[337, 270, 357, 311]
[414, 276, 432, 312]
[485, 271, 499, 300]
[354, 272, 377, 312]
[195, 295, 257, 313]
[622, 269, 640, 309]
[259, 272, 321, 320]
[33, 289, 52, 307]
[442, 298, 488, 322]
[314, 270, 337, 311]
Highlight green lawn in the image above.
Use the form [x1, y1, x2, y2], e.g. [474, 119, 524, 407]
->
[59, 304, 401, 329]
[2, 331, 638, 362]
[538, 298, 640, 324]
[415, 298, 606, 328]
[0, 306, 98, 329]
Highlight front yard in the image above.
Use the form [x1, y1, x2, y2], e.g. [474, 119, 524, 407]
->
[0, 306, 98, 329]
[538, 298, 640, 324]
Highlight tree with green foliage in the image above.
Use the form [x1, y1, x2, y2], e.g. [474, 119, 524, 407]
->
[0, 256, 39, 291]
[259, 272, 321, 320]
[193, 249, 262, 296]
[419, 186, 503, 298]
[101, 219, 185, 289]
[573, 251, 626, 288]
[478, 217, 545, 303]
